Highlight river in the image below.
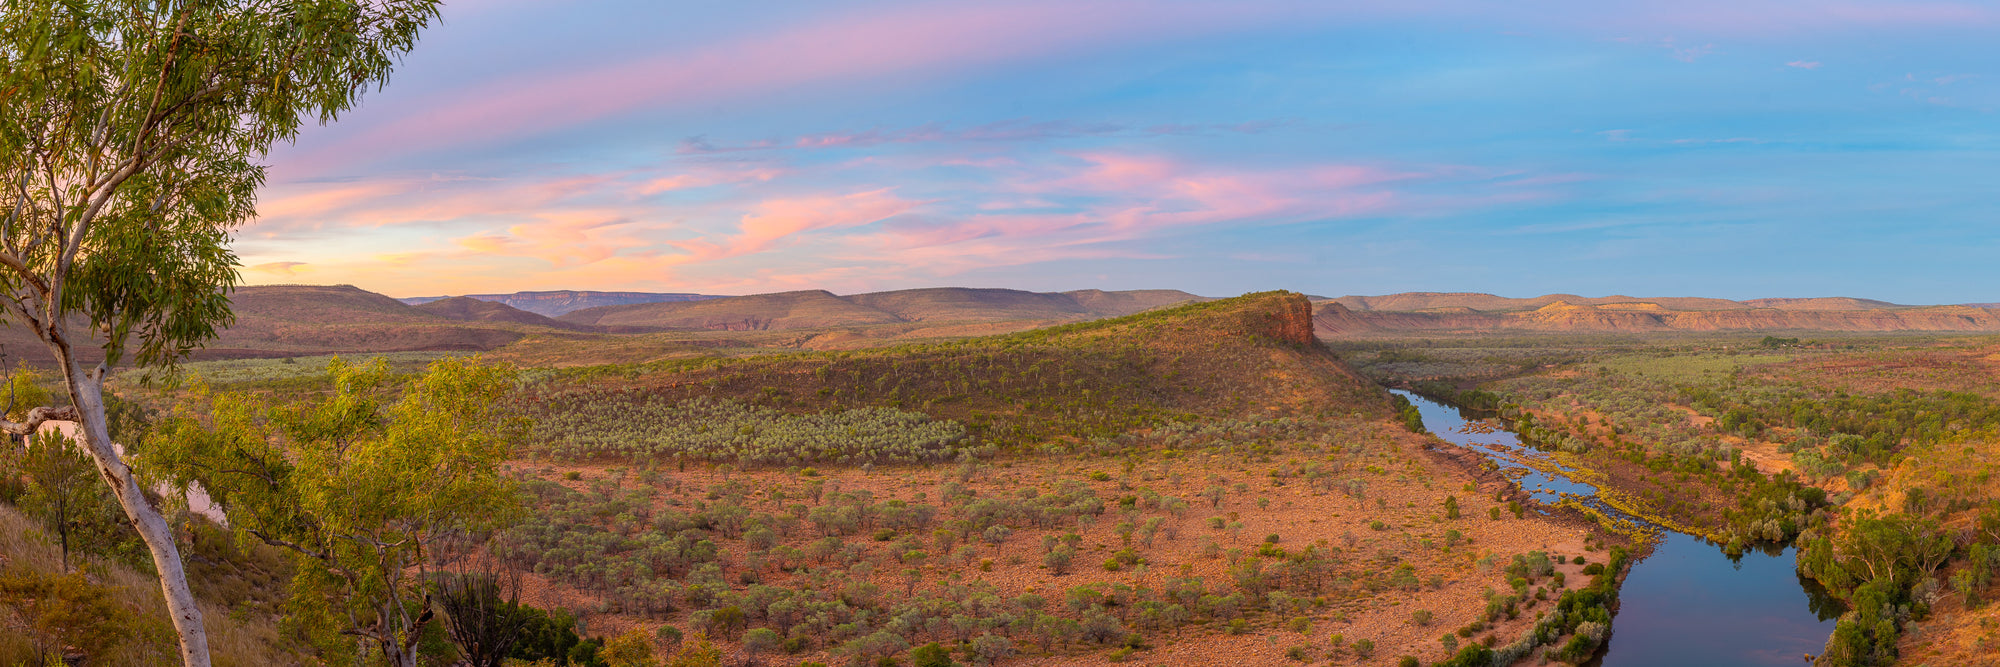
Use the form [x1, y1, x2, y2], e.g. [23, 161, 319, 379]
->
[1393, 390, 1839, 666]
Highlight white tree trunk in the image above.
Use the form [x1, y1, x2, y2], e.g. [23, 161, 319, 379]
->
[59, 355, 211, 667]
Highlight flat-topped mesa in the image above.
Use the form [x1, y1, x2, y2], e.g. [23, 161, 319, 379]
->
[530, 289, 1389, 432]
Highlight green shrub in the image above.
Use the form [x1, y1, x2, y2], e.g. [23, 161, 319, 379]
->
[1435, 644, 1496, 667]
[911, 642, 956, 667]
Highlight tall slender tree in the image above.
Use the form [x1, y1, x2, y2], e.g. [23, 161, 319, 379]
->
[0, 2, 442, 664]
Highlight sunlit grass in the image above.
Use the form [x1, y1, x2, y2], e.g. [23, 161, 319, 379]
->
[1594, 352, 1792, 382]
[115, 351, 469, 387]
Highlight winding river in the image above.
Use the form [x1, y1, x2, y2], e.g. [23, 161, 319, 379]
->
[1393, 391, 1840, 666]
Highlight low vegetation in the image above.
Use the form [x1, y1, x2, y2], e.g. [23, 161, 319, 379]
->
[1347, 333, 2000, 666]
[526, 395, 972, 465]
[0, 292, 1633, 666]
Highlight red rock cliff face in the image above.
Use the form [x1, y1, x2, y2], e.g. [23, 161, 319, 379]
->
[1268, 292, 1318, 345]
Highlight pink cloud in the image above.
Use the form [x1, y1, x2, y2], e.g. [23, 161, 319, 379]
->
[240, 145, 1544, 295]
[673, 189, 920, 262]
[278, 1, 1312, 178]
[250, 162, 783, 234]
[834, 153, 1422, 274]
[1595, 1, 1995, 35]
[1787, 60, 1823, 69]
[251, 173, 616, 232]
[254, 181, 412, 222]
[636, 167, 783, 195]
[247, 261, 309, 276]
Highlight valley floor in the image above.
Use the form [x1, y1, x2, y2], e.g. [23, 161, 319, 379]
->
[502, 420, 1614, 666]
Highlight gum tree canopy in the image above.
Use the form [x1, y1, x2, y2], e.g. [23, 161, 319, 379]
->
[0, 1, 441, 665]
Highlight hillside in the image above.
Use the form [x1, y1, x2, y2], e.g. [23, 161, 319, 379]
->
[200, 285, 543, 358]
[1063, 288, 1216, 316]
[1328, 292, 1749, 312]
[1739, 297, 1905, 310]
[1314, 293, 2000, 335]
[399, 290, 719, 316]
[557, 289, 907, 330]
[844, 287, 1089, 322]
[0, 285, 1210, 367]
[494, 291, 1625, 667]
[413, 295, 575, 327]
[530, 291, 1382, 445]
[557, 286, 1210, 331]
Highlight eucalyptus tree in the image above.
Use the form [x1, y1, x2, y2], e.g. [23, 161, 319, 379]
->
[0, 1, 441, 664]
[151, 358, 525, 667]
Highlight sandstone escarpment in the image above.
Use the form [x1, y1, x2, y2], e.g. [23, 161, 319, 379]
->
[1313, 296, 2000, 336]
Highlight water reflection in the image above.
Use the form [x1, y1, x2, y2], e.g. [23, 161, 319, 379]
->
[1392, 391, 1838, 667]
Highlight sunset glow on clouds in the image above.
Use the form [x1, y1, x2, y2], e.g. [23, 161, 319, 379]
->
[241, 0, 2000, 301]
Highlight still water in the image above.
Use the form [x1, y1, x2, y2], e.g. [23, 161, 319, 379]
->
[1393, 390, 1839, 666]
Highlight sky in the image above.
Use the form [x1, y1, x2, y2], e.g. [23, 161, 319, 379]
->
[239, 0, 2000, 303]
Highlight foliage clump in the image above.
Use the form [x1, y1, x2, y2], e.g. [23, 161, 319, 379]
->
[528, 395, 969, 465]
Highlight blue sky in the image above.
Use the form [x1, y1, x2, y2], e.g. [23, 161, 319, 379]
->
[239, 0, 2000, 303]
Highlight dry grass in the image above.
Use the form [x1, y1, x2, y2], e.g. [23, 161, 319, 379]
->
[507, 419, 1605, 666]
[0, 506, 296, 667]
[1749, 341, 2000, 399]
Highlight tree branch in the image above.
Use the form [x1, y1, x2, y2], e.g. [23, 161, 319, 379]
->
[0, 405, 79, 436]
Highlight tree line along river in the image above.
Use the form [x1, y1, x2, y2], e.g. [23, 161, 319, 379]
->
[1393, 390, 1840, 667]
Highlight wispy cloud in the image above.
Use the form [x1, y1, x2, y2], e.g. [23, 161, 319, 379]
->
[250, 162, 784, 233]
[274, 1, 1323, 179]
[247, 261, 310, 277]
[678, 118, 1298, 154]
[240, 146, 1532, 295]
[1597, 130, 1767, 147]
[668, 189, 922, 262]
[231, 0, 2000, 299]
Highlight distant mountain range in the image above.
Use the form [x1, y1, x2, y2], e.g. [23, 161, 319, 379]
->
[6, 285, 1991, 367]
[398, 290, 720, 316]
[1311, 292, 2000, 335]
[1321, 292, 1912, 313]
[35, 284, 1210, 364]
[555, 287, 1208, 330]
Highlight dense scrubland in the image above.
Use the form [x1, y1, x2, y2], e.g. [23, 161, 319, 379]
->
[0, 292, 1631, 667]
[1342, 334, 2000, 666]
